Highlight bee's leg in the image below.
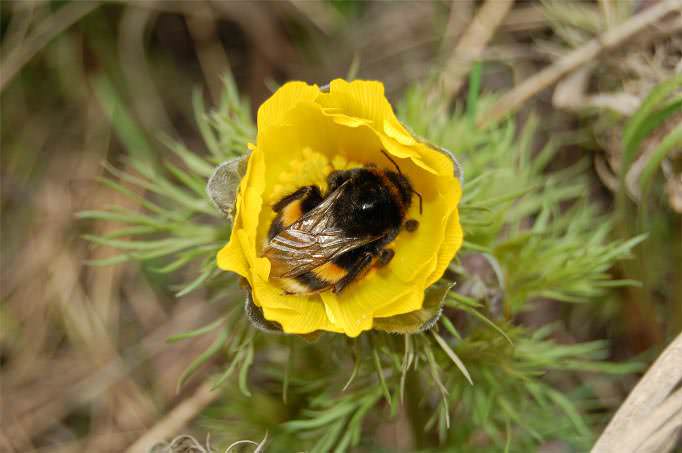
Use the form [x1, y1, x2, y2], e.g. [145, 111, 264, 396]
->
[269, 185, 323, 239]
[404, 219, 419, 232]
[332, 253, 374, 294]
[272, 185, 322, 212]
[376, 248, 394, 268]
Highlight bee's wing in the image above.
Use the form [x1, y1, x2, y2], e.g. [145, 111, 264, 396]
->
[264, 187, 380, 279]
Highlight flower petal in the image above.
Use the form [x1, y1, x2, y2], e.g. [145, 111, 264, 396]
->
[257, 82, 320, 131]
[216, 237, 248, 276]
[252, 277, 339, 334]
[319, 80, 394, 128]
[426, 201, 463, 286]
[383, 118, 416, 146]
[373, 283, 451, 333]
[389, 177, 459, 283]
[239, 147, 266, 240]
[372, 288, 423, 318]
[320, 270, 414, 337]
[262, 306, 341, 334]
[415, 142, 457, 178]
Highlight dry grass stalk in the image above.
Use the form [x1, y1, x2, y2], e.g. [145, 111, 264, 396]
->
[186, 3, 232, 104]
[553, 65, 642, 115]
[1, 147, 219, 451]
[125, 381, 220, 453]
[592, 333, 682, 453]
[0, 1, 100, 93]
[438, 0, 515, 102]
[479, 0, 682, 128]
[554, 14, 682, 116]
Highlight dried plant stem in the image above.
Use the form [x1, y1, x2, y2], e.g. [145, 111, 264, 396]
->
[125, 380, 220, 453]
[186, 4, 232, 104]
[3, 298, 215, 450]
[0, 1, 100, 93]
[624, 388, 682, 452]
[439, 0, 515, 102]
[479, 0, 682, 128]
[592, 332, 682, 453]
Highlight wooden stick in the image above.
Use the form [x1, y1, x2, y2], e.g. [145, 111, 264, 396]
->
[439, 0, 515, 102]
[125, 380, 220, 453]
[623, 388, 682, 452]
[478, 0, 682, 128]
[592, 332, 682, 453]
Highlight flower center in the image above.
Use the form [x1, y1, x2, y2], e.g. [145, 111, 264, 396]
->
[267, 147, 361, 205]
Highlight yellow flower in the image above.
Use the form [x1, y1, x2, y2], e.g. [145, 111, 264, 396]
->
[215, 79, 462, 337]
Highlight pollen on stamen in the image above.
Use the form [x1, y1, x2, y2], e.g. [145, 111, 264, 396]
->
[268, 148, 361, 205]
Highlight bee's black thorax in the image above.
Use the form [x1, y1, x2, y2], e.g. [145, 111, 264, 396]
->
[331, 168, 410, 238]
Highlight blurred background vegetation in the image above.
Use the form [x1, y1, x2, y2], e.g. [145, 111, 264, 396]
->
[1, 1, 681, 452]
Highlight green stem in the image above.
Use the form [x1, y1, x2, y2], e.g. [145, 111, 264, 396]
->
[405, 369, 430, 449]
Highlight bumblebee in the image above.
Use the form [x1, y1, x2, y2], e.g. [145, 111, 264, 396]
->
[263, 152, 421, 295]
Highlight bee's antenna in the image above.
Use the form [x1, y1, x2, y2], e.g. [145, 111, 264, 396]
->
[380, 149, 402, 175]
[414, 189, 423, 215]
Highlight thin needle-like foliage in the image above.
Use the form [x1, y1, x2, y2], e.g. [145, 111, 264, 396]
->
[82, 72, 645, 451]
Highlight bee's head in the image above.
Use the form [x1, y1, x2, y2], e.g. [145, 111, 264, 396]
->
[384, 170, 415, 211]
[379, 150, 423, 215]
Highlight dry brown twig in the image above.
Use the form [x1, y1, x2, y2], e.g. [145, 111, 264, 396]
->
[0, 1, 100, 93]
[125, 380, 220, 453]
[439, 0, 474, 52]
[479, 0, 682, 128]
[3, 297, 216, 450]
[553, 65, 642, 115]
[438, 0, 515, 102]
[554, 14, 682, 116]
[592, 332, 682, 453]
[119, 4, 176, 136]
[185, 2, 233, 104]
